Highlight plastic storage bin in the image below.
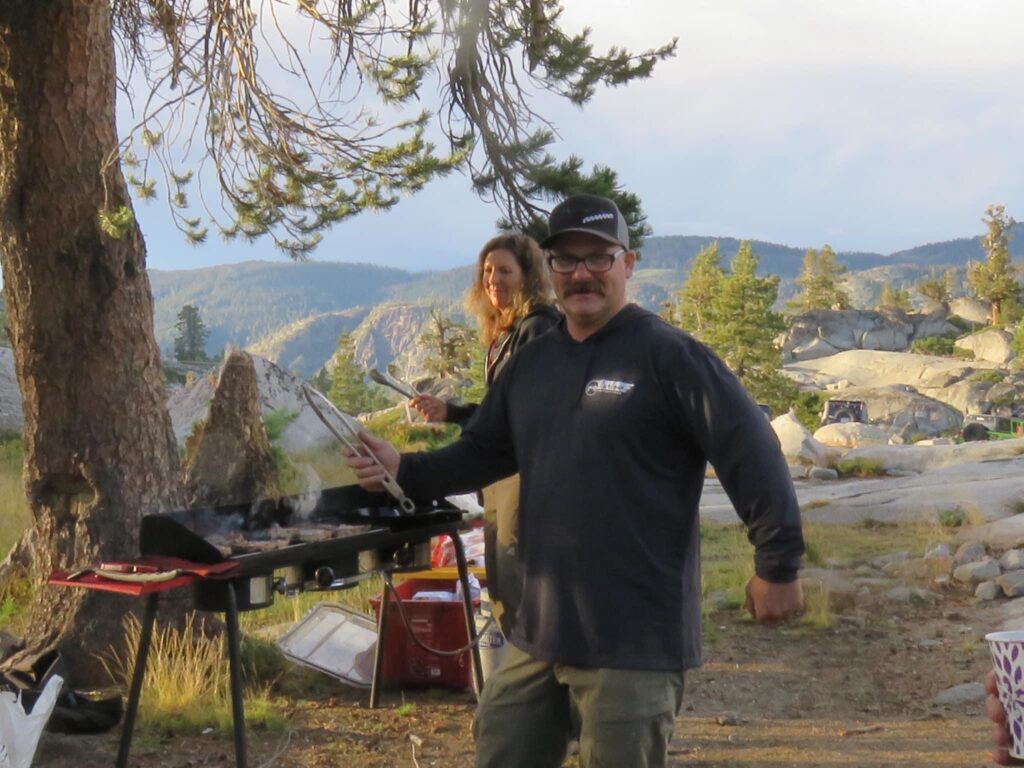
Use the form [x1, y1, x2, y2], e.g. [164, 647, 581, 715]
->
[369, 578, 478, 689]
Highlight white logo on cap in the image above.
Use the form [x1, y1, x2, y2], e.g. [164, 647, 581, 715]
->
[581, 212, 614, 224]
[584, 379, 635, 397]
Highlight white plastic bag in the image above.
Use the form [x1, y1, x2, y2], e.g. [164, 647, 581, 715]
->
[0, 674, 62, 768]
[454, 573, 481, 603]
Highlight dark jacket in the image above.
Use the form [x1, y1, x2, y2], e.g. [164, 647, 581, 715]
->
[399, 304, 804, 672]
[445, 303, 561, 426]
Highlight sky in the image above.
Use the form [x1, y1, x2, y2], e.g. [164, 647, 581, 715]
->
[127, 0, 1024, 273]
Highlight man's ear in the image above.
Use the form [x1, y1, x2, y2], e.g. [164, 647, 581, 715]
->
[623, 250, 637, 278]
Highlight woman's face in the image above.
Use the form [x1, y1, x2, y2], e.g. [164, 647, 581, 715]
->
[482, 248, 525, 311]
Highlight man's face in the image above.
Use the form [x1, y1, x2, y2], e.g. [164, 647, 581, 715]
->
[547, 232, 635, 337]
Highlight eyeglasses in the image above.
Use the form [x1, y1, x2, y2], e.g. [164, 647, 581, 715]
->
[546, 247, 626, 275]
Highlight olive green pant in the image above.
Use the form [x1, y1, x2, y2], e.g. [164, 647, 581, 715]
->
[473, 645, 685, 768]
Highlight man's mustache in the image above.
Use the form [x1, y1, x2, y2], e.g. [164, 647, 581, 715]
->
[564, 282, 603, 296]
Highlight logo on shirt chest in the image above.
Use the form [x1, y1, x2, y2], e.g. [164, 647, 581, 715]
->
[584, 379, 635, 397]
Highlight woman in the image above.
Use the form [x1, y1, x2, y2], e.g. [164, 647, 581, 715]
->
[411, 233, 559, 635]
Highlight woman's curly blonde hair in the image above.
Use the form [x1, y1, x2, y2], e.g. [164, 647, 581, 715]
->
[465, 233, 553, 346]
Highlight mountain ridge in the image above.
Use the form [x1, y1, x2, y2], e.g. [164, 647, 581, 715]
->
[150, 226, 1024, 377]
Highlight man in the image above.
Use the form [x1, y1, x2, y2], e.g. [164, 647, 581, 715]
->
[346, 193, 805, 767]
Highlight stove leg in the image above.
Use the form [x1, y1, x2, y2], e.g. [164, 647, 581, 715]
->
[451, 532, 484, 698]
[224, 582, 248, 768]
[116, 592, 159, 768]
[369, 572, 392, 709]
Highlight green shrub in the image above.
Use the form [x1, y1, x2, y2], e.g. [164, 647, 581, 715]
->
[938, 507, 967, 528]
[264, 407, 299, 440]
[1013, 320, 1024, 357]
[953, 347, 975, 360]
[910, 335, 956, 356]
[835, 458, 886, 478]
[947, 316, 975, 333]
[364, 408, 461, 452]
[792, 391, 825, 433]
[969, 370, 1004, 383]
[162, 365, 188, 386]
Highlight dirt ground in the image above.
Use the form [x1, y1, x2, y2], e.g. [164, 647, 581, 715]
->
[32, 575, 1006, 768]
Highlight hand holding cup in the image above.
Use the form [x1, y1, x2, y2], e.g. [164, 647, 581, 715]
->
[987, 631, 1024, 765]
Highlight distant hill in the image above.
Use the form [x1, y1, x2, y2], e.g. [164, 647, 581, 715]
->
[246, 307, 370, 375]
[150, 260, 474, 357]
[148, 226, 1024, 377]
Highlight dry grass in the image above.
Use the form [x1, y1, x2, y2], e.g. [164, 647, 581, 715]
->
[0, 437, 30, 558]
[101, 613, 286, 736]
[239, 575, 382, 632]
[700, 520, 953, 631]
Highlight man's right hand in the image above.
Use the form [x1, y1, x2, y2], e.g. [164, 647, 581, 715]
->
[410, 394, 447, 422]
[988, 670, 1023, 765]
[342, 431, 401, 492]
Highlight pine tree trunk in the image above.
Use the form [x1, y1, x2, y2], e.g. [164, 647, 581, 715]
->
[0, 1, 182, 683]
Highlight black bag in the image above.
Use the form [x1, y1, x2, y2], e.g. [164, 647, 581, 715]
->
[0, 648, 123, 735]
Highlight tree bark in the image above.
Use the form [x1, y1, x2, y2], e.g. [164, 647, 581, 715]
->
[0, 1, 182, 684]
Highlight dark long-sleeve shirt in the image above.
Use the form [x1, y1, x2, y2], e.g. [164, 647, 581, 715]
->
[399, 304, 804, 671]
[445, 304, 561, 426]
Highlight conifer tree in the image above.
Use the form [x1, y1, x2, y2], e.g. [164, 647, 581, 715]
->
[665, 242, 724, 335]
[969, 204, 1022, 326]
[878, 282, 912, 312]
[420, 308, 477, 380]
[702, 242, 796, 412]
[328, 333, 391, 416]
[501, 162, 652, 253]
[172, 304, 210, 362]
[917, 268, 957, 306]
[789, 245, 850, 311]
[307, 368, 331, 395]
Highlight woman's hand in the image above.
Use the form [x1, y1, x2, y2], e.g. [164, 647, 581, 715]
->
[410, 394, 447, 422]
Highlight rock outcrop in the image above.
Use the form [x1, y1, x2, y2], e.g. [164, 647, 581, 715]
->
[813, 422, 892, 448]
[781, 308, 959, 362]
[787, 349, 1023, 419]
[955, 328, 1016, 364]
[770, 411, 830, 467]
[183, 351, 279, 507]
[948, 297, 992, 325]
[345, 303, 468, 378]
[167, 353, 364, 456]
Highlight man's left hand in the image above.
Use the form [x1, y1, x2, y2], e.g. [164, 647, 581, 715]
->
[744, 576, 804, 624]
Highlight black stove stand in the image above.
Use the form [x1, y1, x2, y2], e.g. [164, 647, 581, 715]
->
[117, 497, 482, 768]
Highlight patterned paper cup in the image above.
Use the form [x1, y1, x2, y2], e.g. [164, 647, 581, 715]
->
[987, 630, 1024, 759]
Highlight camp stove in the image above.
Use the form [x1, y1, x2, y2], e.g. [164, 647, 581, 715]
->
[53, 484, 482, 768]
[138, 484, 461, 610]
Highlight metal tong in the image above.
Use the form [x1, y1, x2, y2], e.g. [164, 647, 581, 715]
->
[367, 368, 418, 399]
[66, 563, 184, 583]
[301, 385, 416, 513]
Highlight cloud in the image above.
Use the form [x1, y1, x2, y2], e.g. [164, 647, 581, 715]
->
[132, 0, 1024, 268]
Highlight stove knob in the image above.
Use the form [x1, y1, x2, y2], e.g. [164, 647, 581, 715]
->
[314, 567, 336, 588]
[393, 546, 414, 568]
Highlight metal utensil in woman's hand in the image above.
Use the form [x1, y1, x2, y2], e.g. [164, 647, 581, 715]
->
[301, 385, 416, 513]
[367, 368, 418, 399]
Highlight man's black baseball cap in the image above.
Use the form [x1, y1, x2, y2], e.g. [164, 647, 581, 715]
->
[541, 194, 630, 250]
